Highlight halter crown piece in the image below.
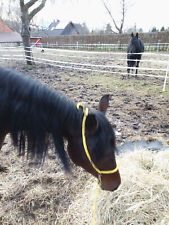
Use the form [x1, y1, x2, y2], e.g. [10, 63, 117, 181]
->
[76, 103, 118, 176]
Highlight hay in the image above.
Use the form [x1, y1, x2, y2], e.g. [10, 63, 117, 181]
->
[0, 137, 169, 225]
[95, 149, 169, 225]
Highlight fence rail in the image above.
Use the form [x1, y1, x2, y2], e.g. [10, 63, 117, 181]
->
[0, 46, 169, 91]
[37, 42, 169, 52]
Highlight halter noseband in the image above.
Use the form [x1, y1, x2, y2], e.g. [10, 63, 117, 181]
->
[77, 103, 118, 179]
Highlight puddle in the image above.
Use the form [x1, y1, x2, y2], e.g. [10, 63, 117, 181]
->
[117, 139, 169, 153]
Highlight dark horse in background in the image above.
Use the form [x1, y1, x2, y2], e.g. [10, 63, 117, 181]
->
[127, 33, 144, 79]
[0, 67, 121, 191]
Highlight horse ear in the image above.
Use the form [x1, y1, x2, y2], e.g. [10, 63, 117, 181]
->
[86, 114, 98, 134]
[98, 94, 110, 114]
[131, 32, 134, 37]
[136, 33, 139, 38]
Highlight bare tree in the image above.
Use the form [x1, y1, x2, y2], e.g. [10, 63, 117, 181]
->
[101, 0, 128, 34]
[20, 0, 47, 65]
[0, 1, 4, 17]
[4, 1, 21, 33]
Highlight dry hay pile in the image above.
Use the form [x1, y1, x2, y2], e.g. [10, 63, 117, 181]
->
[0, 137, 169, 225]
[95, 149, 169, 225]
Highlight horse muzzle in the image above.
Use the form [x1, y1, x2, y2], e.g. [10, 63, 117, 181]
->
[100, 171, 121, 191]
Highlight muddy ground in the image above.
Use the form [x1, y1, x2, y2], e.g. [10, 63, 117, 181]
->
[1, 56, 169, 146]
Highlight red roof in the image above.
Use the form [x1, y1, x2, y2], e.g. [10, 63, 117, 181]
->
[0, 18, 22, 43]
[0, 18, 13, 32]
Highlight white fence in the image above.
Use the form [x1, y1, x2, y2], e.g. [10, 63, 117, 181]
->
[0, 46, 169, 91]
[39, 42, 169, 52]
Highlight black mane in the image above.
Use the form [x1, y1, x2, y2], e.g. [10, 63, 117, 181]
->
[0, 67, 80, 170]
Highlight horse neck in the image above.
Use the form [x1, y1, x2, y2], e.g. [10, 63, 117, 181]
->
[61, 105, 82, 139]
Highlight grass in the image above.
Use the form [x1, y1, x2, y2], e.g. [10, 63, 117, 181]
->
[23, 64, 36, 70]
[85, 73, 169, 97]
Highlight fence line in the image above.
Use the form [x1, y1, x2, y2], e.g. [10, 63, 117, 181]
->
[39, 42, 169, 52]
[0, 46, 168, 91]
[1, 46, 169, 57]
[40, 47, 169, 57]
[0, 56, 166, 79]
[27, 57, 167, 72]
[2, 52, 168, 69]
[1, 53, 167, 72]
[1, 53, 168, 78]
[33, 53, 168, 65]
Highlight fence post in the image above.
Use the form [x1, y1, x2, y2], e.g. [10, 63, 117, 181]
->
[157, 40, 161, 52]
[163, 60, 169, 91]
[76, 41, 79, 50]
[117, 40, 120, 50]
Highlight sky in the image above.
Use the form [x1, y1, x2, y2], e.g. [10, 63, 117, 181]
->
[34, 0, 169, 32]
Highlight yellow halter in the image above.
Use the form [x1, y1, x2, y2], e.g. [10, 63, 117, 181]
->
[77, 103, 118, 176]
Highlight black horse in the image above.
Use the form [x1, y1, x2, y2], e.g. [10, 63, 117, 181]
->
[127, 33, 144, 79]
[0, 67, 121, 191]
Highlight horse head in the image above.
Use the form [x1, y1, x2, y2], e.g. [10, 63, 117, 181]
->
[67, 95, 121, 191]
[128, 33, 142, 54]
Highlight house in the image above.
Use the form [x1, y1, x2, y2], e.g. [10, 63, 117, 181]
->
[0, 18, 22, 46]
[31, 20, 89, 38]
[31, 20, 64, 38]
[61, 22, 89, 35]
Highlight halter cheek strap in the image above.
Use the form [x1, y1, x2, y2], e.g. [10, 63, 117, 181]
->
[77, 103, 118, 177]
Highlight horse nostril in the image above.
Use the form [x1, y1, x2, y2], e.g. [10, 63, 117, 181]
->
[101, 182, 120, 192]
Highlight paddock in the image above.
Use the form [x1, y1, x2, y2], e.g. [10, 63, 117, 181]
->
[0, 47, 169, 224]
[0, 45, 169, 90]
